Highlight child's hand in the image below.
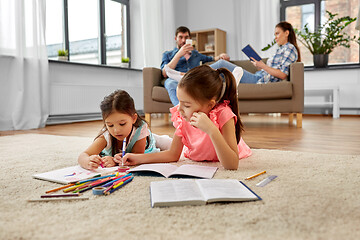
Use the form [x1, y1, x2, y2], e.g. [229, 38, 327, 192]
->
[190, 112, 216, 134]
[113, 153, 124, 165]
[88, 155, 103, 170]
[122, 153, 142, 166]
[101, 156, 116, 168]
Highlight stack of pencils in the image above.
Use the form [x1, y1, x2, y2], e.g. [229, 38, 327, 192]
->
[44, 172, 134, 196]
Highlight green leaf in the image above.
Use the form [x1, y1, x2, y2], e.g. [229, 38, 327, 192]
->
[294, 11, 358, 55]
[261, 39, 276, 51]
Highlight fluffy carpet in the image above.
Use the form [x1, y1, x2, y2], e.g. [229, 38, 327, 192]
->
[0, 134, 359, 240]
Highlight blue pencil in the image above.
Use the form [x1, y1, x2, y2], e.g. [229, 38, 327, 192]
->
[106, 177, 134, 195]
[101, 173, 132, 188]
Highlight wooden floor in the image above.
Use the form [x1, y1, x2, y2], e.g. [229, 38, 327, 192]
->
[1, 114, 359, 155]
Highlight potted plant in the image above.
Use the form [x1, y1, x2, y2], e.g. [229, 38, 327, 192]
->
[295, 11, 358, 68]
[57, 49, 68, 61]
[120, 57, 130, 68]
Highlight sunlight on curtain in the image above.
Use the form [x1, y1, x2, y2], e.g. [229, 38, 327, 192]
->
[234, 0, 280, 59]
[0, 0, 49, 130]
[139, 0, 175, 67]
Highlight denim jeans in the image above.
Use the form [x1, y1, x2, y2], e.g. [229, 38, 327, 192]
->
[164, 60, 237, 105]
[240, 70, 262, 83]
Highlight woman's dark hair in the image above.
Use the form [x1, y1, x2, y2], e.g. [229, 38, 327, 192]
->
[179, 65, 244, 143]
[276, 21, 301, 62]
[97, 89, 146, 156]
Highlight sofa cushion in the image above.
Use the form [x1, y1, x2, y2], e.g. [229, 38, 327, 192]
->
[238, 81, 293, 100]
[152, 86, 171, 103]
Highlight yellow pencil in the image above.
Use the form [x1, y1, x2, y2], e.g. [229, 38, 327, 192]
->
[63, 182, 86, 193]
[245, 170, 266, 180]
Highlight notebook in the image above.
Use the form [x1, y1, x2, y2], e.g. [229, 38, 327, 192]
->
[242, 44, 262, 61]
[128, 163, 218, 179]
[32, 165, 119, 184]
[150, 179, 261, 207]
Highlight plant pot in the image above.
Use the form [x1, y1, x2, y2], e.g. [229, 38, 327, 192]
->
[120, 62, 129, 68]
[58, 56, 68, 61]
[313, 54, 328, 68]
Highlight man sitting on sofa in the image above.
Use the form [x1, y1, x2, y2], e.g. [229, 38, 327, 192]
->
[161, 26, 235, 106]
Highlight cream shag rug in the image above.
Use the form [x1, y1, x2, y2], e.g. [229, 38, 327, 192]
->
[0, 134, 359, 240]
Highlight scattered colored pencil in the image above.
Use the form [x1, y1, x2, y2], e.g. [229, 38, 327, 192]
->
[41, 193, 80, 198]
[245, 170, 267, 180]
[63, 182, 86, 193]
[77, 177, 113, 193]
[105, 176, 133, 195]
[76, 173, 117, 184]
[45, 183, 75, 194]
[101, 173, 132, 188]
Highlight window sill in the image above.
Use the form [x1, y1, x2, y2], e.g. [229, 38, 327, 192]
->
[48, 59, 142, 71]
[304, 63, 360, 71]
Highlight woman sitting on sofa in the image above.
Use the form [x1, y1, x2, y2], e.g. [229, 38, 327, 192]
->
[233, 21, 301, 84]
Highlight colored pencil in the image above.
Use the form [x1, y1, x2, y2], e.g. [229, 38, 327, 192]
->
[45, 183, 75, 194]
[76, 173, 117, 184]
[245, 170, 267, 180]
[41, 193, 80, 198]
[63, 182, 86, 193]
[103, 176, 132, 194]
[77, 177, 113, 193]
[101, 173, 132, 188]
[28, 197, 89, 202]
[106, 177, 133, 195]
[112, 176, 132, 186]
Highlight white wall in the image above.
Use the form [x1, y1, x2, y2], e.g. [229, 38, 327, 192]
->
[174, 0, 238, 59]
[49, 62, 143, 118]
[304, 68, 360, 115]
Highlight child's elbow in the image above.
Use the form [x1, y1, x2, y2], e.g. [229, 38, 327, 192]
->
[223, 161, 239, 170]
[224, 165, 238, 170]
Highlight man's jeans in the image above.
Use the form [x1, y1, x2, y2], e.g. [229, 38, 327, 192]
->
[164, 60, 238, 106]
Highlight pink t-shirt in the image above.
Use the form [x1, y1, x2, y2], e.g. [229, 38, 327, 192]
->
[170, 101, 252, 161]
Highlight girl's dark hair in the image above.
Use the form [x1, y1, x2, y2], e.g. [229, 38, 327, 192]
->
[97, 89, 146, 156]
[179, 65, 244, 143]
[276, 21, 301, 62]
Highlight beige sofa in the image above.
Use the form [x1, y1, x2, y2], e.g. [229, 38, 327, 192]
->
[143, 60, 304, 128]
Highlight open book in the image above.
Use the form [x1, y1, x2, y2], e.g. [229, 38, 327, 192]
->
[32, 165, 119, 184]
[242, 44, 262, 61]
[128, 163, 217, 179]
[150, 179, 261, 207]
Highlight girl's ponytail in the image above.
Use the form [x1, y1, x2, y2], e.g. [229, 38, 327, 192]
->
[217, 68, 243, 143]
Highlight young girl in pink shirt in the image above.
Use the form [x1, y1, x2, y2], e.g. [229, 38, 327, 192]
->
[119, 65, 251, 170]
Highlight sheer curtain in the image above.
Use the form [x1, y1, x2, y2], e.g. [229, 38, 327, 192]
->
[234, 0, 280, 59]
[0, 0, 49, 131]
[139, 0, 175, 67]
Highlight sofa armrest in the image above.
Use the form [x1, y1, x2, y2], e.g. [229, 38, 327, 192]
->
[143, 67, 164, 113]
[289, 62, 304, 112]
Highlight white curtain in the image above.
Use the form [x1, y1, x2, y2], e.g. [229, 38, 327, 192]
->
[139, 0, 175, 67]
[234, 0, 280, 59]
[0, 0, 49, 131]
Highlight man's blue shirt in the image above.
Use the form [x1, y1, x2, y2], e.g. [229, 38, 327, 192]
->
[160, 47, 214, 73]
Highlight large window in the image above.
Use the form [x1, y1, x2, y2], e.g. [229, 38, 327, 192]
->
[46, 0, 130, 67]
[281, 0, 359, 66]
